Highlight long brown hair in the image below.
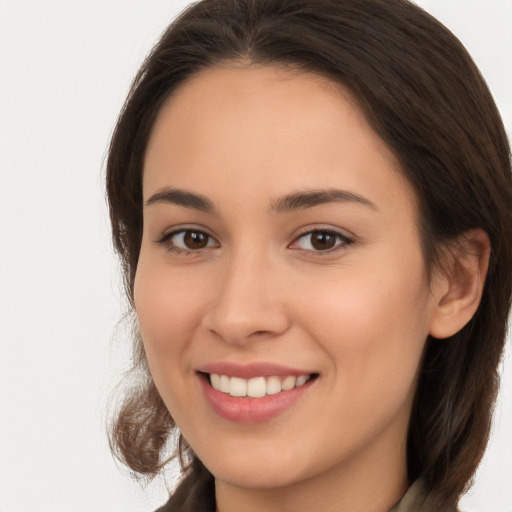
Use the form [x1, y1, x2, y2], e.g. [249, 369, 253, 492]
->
[106, 0, 512, 507]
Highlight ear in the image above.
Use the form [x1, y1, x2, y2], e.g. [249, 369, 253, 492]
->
[429, 229, 490, 339]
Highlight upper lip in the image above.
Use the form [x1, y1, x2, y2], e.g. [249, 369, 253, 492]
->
[196, 361, 316, 379]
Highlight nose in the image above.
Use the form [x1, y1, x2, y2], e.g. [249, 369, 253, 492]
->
[201, 249, 291, 346]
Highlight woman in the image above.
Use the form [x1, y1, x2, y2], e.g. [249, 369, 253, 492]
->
[106, 0, 512, 510]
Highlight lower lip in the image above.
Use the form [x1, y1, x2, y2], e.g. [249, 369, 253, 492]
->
[198, 374, 315, 424]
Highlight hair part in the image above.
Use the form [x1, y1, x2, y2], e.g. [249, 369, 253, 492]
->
[106, 0, 512, 507]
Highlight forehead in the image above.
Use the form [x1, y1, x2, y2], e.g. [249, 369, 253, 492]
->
[143, 64, 415, 215]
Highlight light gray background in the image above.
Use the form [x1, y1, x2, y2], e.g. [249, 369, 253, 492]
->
[0, 1, 511, 511]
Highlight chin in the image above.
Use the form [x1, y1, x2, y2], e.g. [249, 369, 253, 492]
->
[198, 442, 311, 490]
[211, 464, 303, 490]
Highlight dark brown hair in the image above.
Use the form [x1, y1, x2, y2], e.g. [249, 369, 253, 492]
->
[106, 0, 512, 508]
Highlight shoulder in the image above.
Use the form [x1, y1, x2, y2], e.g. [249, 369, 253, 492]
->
[390, 479, 459, 512]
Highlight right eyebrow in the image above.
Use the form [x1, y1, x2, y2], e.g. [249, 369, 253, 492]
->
[145, 187, 216, 213]
[270, 188, 377, 214]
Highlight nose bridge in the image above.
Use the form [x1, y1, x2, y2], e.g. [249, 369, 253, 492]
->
[203, 243, 289, 343]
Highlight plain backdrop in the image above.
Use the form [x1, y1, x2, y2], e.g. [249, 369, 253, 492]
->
[0, 1, 511, 511]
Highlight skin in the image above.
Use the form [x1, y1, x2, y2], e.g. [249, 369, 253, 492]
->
[135, 65, 487, 512]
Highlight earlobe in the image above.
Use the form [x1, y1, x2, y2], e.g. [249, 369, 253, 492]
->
[429, 229, 490, 340]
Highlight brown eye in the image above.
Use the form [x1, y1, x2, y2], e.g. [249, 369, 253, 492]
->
[310, 231, 337, 250]
[294, 230, 348, 252]
[164, 229, 218, 252]
[183, 230, 209, 249]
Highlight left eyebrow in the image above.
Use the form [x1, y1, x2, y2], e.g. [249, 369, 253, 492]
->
[270, 189, 377, 214]
[145, 187, 216, 213]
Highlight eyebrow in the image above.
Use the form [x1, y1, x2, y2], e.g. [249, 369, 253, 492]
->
[145, 188, 216, 212]
[270, 189, 377, 214]
[145, 187, 376, 214]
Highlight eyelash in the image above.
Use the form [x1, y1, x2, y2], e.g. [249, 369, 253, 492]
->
[156, 228, 219, 255]
[290, 228, 353, 255]
[156, 228, 353, 256]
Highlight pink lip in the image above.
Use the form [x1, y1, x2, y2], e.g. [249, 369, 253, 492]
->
[196, 361, 314, 379]
[197, 371, 317, 424]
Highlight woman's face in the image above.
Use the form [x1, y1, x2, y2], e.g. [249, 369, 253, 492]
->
[135, 66, 442, 492]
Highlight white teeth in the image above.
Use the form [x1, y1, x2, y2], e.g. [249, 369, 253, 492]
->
[210, 373, 221, 389]
[281, 376, 296, 391]
[296, 375, 308, 386]
[266, 376, 282, 395]
[247, 377, 266, 398]
[219, 375, 230, 393]
[209, 373, 312, 397]
[229, 377, 247, 397]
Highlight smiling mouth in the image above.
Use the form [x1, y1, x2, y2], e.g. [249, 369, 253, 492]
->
[205, 373, 317, 398]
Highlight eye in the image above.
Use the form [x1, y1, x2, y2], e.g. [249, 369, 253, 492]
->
[292, 230, 350, 252]
[159, 229, 219, 252]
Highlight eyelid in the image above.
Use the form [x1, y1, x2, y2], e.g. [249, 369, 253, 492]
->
[153, 224, 354, 255]
[155, 223, 215, 241]
[289, 226, 354, 254]
[155, 226, 220, 253]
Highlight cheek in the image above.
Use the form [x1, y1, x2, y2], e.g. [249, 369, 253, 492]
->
[133, 257, 207, 365]
[297, 257, 431, 409]
[133, 257, 214, 427]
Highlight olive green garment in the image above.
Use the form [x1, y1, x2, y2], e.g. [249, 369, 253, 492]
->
[389, 479, 431, 512]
